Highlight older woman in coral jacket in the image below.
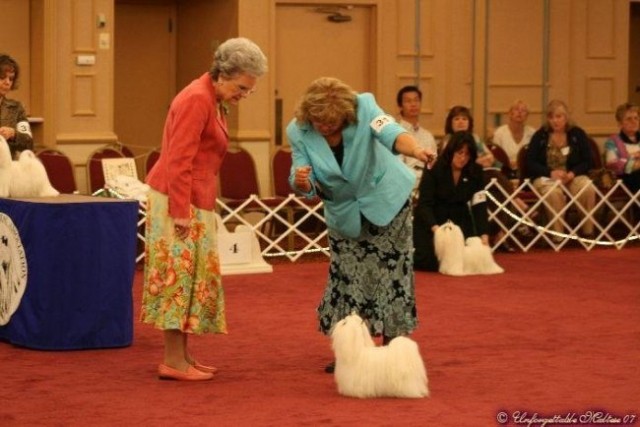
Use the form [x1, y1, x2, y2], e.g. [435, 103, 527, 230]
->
[141, 38, 267, 381]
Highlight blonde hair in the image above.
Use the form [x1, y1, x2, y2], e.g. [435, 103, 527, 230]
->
[544, 99, 576, 131]
[294, 77, 357, 126]
[508, 99, 529, 114]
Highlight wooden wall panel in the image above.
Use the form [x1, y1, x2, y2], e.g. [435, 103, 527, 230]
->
[586, 0, 615, 58]
[486, 0, 545, 129]
[564, 0, 627, 135]
[72, 0, 96, 53]
[71, 73, 97, 116]
[9, 0, 632, 153]
[1, 1, 31, 113]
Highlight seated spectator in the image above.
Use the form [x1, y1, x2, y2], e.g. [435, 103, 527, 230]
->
[0, 54, 33, 159]
[604, 102, 640, 192]
[492, 99, 535, 174]
[395, 85, 437, 187]
[526, 99, 596, 240]
[413, 131, 488, 271]
[441, 105, 530, 251]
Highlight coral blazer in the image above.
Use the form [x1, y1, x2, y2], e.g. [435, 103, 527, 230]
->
[146, 73, 228, 219]
[286, 93, 415, 239]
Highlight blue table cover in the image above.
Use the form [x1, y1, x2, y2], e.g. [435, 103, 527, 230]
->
[0, 195, 138, 350]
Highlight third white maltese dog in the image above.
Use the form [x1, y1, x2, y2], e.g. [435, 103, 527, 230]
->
[330, 313, 429, 399]
[434, 220, 504, 276]
[0, 136, 59, 198]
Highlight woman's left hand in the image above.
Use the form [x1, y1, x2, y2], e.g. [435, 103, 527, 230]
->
[480, 234, 489, 246]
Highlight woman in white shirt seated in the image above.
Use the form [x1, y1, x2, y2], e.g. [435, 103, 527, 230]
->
[492, 100, 535, 174]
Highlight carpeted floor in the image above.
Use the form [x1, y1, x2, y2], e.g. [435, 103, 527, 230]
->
[1, 247, 639, 426]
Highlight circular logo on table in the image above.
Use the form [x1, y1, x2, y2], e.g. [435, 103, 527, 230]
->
[0, 213, 28, 326]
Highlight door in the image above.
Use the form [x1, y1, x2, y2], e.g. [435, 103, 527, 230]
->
[630, 2, 640, 105]
[275, 4, 374, 145]
[114, 1, 176, 154]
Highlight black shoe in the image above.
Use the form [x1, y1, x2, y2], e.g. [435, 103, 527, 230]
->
[497, 242, 516, 253]
[324, 361, 335, 374]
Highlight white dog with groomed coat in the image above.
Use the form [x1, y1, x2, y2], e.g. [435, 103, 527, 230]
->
[330, 313, 429, 399]
[434, 220, 504, 276]
[0, 136, 59, 198]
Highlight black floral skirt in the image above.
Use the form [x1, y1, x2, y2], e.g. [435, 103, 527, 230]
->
[317, 202, 417, 338]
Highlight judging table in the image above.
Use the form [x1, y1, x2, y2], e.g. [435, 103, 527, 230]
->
[0, 194, 138, 350]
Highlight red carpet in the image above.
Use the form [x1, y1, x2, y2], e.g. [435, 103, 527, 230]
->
[1, 248, 639, 426]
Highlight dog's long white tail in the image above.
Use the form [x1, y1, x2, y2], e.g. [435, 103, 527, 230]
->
[387, 337, 429, 398]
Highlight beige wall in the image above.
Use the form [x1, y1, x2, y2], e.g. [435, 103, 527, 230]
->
[3, 0, 633, 195]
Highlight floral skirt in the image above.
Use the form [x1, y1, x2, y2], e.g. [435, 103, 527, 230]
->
[318, 202, 417, 337]
[140, 189, 226, 335]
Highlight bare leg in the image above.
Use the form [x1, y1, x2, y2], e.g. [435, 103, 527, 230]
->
[183, 333, 192, 363]
[163, 330, 189, 371]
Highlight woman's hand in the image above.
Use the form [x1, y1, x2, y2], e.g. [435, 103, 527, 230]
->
[476, 153, 494, 168]
[395, 134, 436, 168]
[480, 234, 489, 246]
[413, 146, 437, 169]
[0, 126, 16, 140]
[294, 166, 312, 192]
[563, 171, 575, 184]
[173, 217, 190, 240]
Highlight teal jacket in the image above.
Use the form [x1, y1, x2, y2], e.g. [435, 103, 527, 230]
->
[286, 93, 415, 239]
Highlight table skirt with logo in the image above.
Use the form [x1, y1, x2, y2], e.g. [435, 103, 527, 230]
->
[0, 195, 138, 350]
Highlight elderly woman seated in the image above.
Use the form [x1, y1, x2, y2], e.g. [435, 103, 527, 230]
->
[604, 102, 640, 193]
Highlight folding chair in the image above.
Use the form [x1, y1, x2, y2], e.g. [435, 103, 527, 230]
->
[36, 148, 78, 194]
[86, 146, 125, 194]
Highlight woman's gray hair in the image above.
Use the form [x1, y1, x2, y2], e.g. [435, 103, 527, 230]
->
[209, 37, 268, 80]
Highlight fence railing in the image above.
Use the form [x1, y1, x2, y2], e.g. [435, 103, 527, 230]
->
[213, 179, 638, 260]
[121, 178, 639, 263]
[485, 178, 639, 251]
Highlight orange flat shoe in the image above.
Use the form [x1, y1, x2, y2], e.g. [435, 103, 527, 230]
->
[157, 364, 213, 381]
[191, 361, 218, 374]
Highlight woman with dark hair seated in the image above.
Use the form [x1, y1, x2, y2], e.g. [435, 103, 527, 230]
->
[0, 53, 33, 159]
[413, 131, 489, 271]
[440, 106, 530, 252]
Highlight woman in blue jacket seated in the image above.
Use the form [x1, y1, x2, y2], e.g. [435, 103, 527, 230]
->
[287, 77, 436, 372]
[413, 131, 489, 271]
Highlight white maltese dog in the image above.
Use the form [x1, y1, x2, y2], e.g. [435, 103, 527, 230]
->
[330, 313, 429, 399]
[434, 220, 504, 276]
[0, 136, 59, 198]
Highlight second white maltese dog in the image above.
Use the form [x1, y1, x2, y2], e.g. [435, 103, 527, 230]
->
[330, 313, 429, 399]
[0, 136, 59, 198]
[434, 220, 504, 276]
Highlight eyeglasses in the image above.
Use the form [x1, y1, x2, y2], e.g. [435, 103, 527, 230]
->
[226, 79, 255, 96]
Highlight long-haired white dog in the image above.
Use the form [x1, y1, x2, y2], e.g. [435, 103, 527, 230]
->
[330, 313, 429, 399]
[0, 136, 59, 198]
[434, 220, 504, 276]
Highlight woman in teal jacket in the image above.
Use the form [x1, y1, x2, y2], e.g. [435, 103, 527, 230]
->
[287, 77, 435, 371]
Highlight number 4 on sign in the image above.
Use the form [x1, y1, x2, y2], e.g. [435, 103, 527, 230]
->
[218, 232, 251, 265]
[214, 213, 273, 275]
